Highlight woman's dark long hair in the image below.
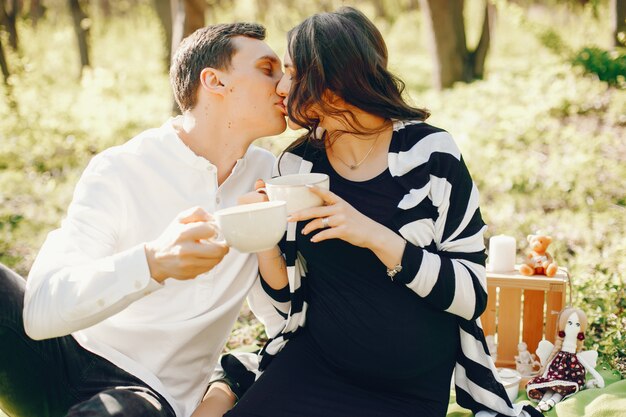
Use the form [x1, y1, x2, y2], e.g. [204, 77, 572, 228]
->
[283, 6, 429, 156]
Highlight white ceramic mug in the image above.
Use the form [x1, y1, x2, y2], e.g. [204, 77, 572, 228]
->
[214, 201, 287, 253]
[497, 368, 522, 402]
[262, 173, 330, 215]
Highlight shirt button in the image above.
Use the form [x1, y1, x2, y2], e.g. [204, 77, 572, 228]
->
[97, 299, 105, 307]
[216, 197, 221, 204]
[134, 280, 142, 289]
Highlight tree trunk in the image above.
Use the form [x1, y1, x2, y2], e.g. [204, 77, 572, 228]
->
[69, 0, 90, 72]
[153, 0, 173, 68]
[100, 0, 111, 17]
[0, 35, 9, 84]
[183, 0, 205, 37]
[171, 0, 205, 57]
[169, 0, 205, 114]
[419, 0, 494, 89]
[30, 0, 45, 28]
[419, 0, 467, 89]
[0, 0, 20, 50]
[612, 0, 626, 47]
[469, 1, 495, 80]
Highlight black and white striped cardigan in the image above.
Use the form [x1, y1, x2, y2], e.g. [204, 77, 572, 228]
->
[218, 120, 541, 417]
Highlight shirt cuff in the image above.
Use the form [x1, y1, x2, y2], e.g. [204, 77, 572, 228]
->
[58, 243, 163, 323]
[113, 243, 162, 296]
[393, 241, 425, 285]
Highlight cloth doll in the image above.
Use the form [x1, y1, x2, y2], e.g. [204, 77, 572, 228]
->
[526, 307, 604, 412]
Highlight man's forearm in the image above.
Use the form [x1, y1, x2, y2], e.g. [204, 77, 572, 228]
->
[24, 242, 158, 340]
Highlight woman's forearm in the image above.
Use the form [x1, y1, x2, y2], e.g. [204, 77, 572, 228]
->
[367, 222, 407, 270]
[257, 246, 288, 290]
[190, 382, 236, 417]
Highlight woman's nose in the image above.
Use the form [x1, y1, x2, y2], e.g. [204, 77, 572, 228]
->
[276, 74, 289, 97]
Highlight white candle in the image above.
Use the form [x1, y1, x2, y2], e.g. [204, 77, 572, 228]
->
[487, 235, 516, 273]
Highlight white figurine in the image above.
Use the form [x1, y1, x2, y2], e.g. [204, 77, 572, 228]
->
[515, 341, 540, 377]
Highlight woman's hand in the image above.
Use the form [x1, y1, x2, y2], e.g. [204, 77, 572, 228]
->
[290, 186, 407, 270]
[237, 179, 268, 205]
[289, 185, 380, 249]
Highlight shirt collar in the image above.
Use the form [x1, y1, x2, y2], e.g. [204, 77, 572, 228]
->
[159, 117, 252, 174]
[159, 117, 251, 174]
[158, 117, 215, 171]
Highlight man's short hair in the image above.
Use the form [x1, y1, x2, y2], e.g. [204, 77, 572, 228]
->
[170, 23, 266, 112]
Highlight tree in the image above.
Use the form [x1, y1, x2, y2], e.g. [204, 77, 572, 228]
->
[612, 0, 626, 47]
[0, 0, 20, 50]
[30, 0, 46, 28]
[171, 0, 205, 59]
[419, 0, 495, 89]
[154, 0, 173, 68]
[99, 0, 111, 18]
[0, 35, 9, 84]
[155, 0, 206, 65]
[69, 0, 91, 73]
[154, 0, 205, 113]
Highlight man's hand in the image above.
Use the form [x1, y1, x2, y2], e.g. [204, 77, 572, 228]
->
[144, 207, 229, 283]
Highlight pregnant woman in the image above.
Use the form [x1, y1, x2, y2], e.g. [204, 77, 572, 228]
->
[195, 7, 542, 417]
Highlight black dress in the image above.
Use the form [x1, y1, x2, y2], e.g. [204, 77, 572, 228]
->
[226, 147, 459, 417]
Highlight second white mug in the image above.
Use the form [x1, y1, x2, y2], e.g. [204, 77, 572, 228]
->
[262, 173, 330, 214]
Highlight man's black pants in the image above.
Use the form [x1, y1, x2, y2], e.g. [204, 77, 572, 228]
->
[0, 263, 176, 417]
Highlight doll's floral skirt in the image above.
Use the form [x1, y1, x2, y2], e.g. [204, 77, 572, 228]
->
[526, 351, 586, 400]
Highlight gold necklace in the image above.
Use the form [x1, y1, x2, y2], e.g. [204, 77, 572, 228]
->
[329, 134, 380, 170]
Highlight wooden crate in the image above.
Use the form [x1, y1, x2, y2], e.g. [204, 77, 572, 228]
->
[480, 266, 570, 368]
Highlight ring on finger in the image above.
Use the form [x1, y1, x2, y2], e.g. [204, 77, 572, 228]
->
[321, 217, 330, 229]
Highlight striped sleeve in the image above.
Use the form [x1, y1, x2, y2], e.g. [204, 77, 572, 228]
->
[247, 276, 289, 339]
[207, 351, 261, 401]
[391, 131, 488, 320]
[254, 222, 294, 303]
[254, 149, 311, 316]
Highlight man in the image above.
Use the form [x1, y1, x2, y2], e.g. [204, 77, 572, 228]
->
[0, 22, 286, 417]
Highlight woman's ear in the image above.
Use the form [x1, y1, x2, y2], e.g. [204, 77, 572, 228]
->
[200, 68, 227, 96]
[322, 89, 343, 106]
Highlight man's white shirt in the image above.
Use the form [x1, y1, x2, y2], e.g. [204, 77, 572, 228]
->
[25, 118, 275, 417]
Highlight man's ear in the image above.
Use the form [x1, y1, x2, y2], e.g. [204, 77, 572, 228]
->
[200, 68, 227, 96]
